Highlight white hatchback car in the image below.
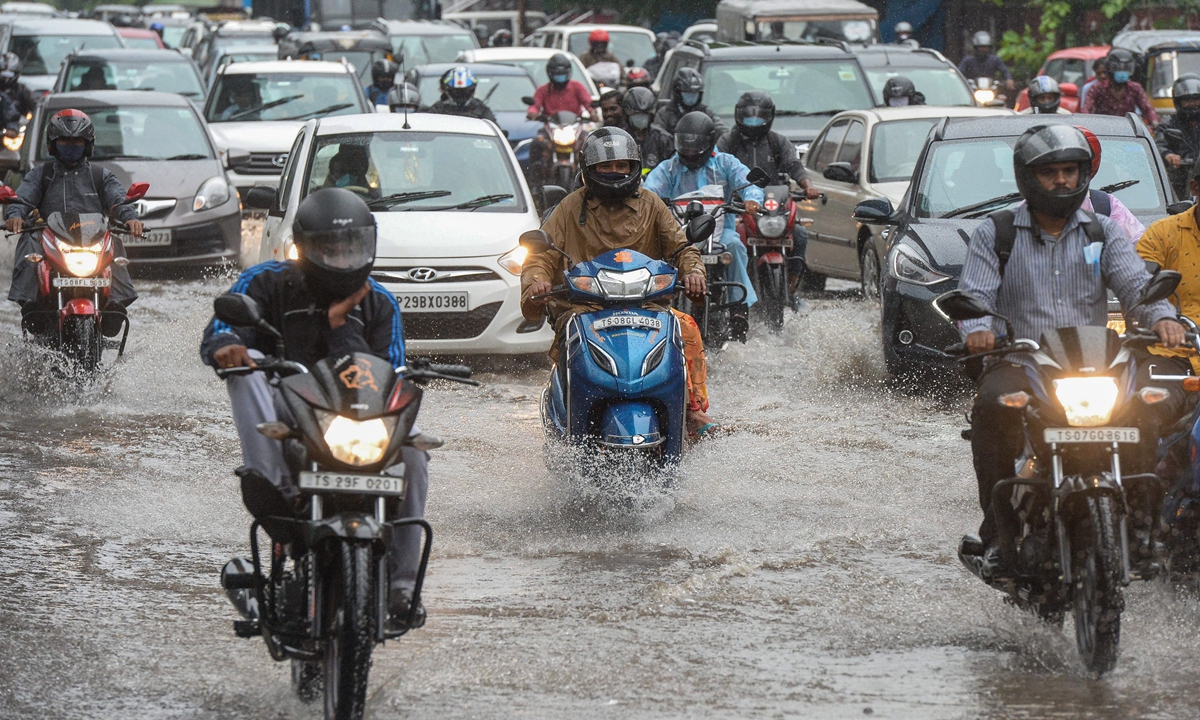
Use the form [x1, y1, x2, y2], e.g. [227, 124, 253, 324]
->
[245, 112, 552, 356]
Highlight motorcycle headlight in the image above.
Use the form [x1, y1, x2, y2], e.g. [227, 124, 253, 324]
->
[758, 215, 788, 239]
[552, 127, 577, 147]
[497, 245, 528, 275]
[1053, 377, 1119, 427]
[889, 243, 949, 286]
[57, 239, 101, 277]
[596, 267, 651, 299]
[3, 129, 23, 152]
[193, 176, 231, 212]
[319, 412, 393, 466]
[974, 88, 995, 105]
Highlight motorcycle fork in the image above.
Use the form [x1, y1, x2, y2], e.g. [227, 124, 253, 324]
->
[308, 492, 323, 640]
[1051, 442, 1132, 585]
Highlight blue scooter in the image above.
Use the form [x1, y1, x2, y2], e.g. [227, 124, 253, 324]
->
[520, 217, 715, 487]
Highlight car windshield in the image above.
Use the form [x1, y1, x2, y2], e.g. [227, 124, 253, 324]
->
[390, 33, 477, 65]
[38, 104, 212, 161]
[567, 31, 655, 66]
[1149, 51, 1200, 98]
[214, 33, 276, 50]
[122, 36, 160, 50]
[415, 71, 536, 112]
[866, 68, 973, 106]
[64, 59, 204, 98]
[1044, 57, 1088, 86]
[703, 60, 874, 132]
[207, 72, 363, 122]
[304, 131, 524, 213]
[483, 56, 589, 90]
[160, 26, 187, 48]
[753, 19, 876, 43]
[870, 118, 939, 183]
[301, 50, 385, 84]
[11, 33, 123, 75]
[914, 136, 1164, 218]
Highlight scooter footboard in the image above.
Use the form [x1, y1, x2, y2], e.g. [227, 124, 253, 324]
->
[599, 401, 663, 448]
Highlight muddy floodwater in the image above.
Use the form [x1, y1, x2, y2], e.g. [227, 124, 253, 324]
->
[3, 263, 1200, 719]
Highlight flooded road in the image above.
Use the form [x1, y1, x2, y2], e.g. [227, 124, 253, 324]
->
[3, 264, 1200, 719]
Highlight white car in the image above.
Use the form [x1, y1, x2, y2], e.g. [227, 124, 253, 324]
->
[455, 46, 600, 102]
[244, 112, 552, 356]
[524, 24, 657, 68]
[203, 60, 374, 200]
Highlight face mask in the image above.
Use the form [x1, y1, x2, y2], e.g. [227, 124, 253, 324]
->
[335, 174, 355, 187]
[680, 92, 700, 107]
[630, 113, 650, 130]
[1113, 71, 1131, 84]
[550, 73, 568, 84]
[594, 171, 630, 183]
[741, 116, 766, 127]
[680, 152, 708, 170]
[56, 142, 85, 164]
[887, 96, 909, 107]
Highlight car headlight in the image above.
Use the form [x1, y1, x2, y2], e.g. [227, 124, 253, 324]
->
[319, 413, 392, 466]
[889, 243, 949, 286]
[596, 267, 651, 299]
[552, 127, 577, 147]
[1053, 377, 1119, 427]
[497, 245, 528, 275]
[974, 88, 995, 105]
[57, 239, 101, 277]
[758, 215, 788, 238]
[193, 176, 231, 212]
[3, 129, 23, 152]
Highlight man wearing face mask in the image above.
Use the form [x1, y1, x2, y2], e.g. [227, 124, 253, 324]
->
[957, 31, 1014, 93]
[653, 67, 726, 136]
[1019, 75, 1069, 114]
[618, 86, 672, 171]
[1155, 74, 1200, 199]
[578, 29, 620, 68]
[6, 109, 143, 337]
[881, 76, 925, 107]
[365, 59, 398, 106]
[526, 54, 594, 190]
[1082, 48, 1157, 126]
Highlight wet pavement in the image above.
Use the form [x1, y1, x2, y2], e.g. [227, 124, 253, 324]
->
[3, 260, 1200, 719]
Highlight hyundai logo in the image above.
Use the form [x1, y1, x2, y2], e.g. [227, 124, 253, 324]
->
[272, 153, 288, 168]
[407, 267, 440, 282]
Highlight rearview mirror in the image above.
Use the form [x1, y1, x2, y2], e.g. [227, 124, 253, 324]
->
[244, 186, 278, 210]
[214, 292, 265, 328]
[226, 148, 252, 169]
[0, 185, 18, 203]
[853, 197, 896, 224]
[1137, 269, 1182, 307]
[541, 184, 568, 209]
[686, 214, 716, 243]
[125, 182, 149, 201]
[521, 95, 535, 106]
[746, 166, 770, 187]
[685, 200, 704, 219]
[519, 229, 554, 255]
[932, 290, 994, 321]
[822, 161, 857, 184]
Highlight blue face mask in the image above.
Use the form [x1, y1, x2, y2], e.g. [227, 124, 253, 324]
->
[741, 116, 766, 127]
[56, 141, 85, 164]
[1113, 70, 1131, 84]
[680, 92, 700, 107]
[335, 174, 355, 187]
[550, 73, 569, 84]
[630, 113, 651, 130]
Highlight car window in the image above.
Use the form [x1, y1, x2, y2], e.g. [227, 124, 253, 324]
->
[416, 72, 535, 112]
[811, 119, 848, 172]
[865, 68, 973, 106]
[65, 59, 204, 99]
[207, 73, 364, 123]
[304, 131, 525, 213]
[213, 33, 275, 50]
[390, 33, 477, 65]
[1060, 59, 1086, 86]
[37, 105, 211, 161]
[11, 33, 123, 75]
[752, 19, 875, 43]
[702, 60, 874, 134]
[161, 26, 186, 48]
[869, 118, 938, 183]
[566, 30, 655, 66]
[836, 120, 863, 173]
[1044, 58, 1064, 82]
[277, 129, 306, 213]
[122, 37, 160, 50]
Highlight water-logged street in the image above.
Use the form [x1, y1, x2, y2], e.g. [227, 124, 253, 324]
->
[4, 263, 1200, 719]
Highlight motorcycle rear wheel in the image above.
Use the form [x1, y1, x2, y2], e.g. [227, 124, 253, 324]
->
[1071, 495, 1124, 676]
[63, 315, 100, 372]
[324, 541, 376, 720]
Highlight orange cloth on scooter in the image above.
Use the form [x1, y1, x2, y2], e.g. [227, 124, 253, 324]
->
[672, 307, 708, 412]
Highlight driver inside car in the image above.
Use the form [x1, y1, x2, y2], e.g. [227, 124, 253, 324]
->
[321, 144, 379, 199]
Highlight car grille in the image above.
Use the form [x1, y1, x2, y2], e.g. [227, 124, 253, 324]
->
[373, 266, 501, 284]
[241, 152, 286, 176]
[403, 301, 502, 340]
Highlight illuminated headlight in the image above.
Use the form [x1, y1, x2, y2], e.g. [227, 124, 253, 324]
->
[193, 176, 231, 212]
[285, 242, 299, 260]
[3, 129, 24, 152]
[1053, 377, 1119, 427]
[569, 275, 598, 294]
[57, 239, 101, 277]
[497, 245, 528, 275]
[552, 127, 577, 147]
[974, 88, 995, 105]
[758, 215, 788, 238]
[889, 243, 949, 286]
[318, 412, 394, 466]
[596, 267, 651, 299]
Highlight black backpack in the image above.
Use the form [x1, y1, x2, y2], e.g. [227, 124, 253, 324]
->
[990, 189, 1110, 276]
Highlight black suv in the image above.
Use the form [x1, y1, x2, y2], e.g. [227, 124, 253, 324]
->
[654, 40, 875, 152]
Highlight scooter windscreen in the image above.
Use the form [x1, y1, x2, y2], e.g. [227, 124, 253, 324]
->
[47, 212, 106, 246]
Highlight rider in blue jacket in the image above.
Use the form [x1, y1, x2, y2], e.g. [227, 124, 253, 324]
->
[644, 111, 764, 341]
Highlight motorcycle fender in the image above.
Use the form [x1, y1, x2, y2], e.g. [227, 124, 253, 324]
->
[757, 252, 785, 265]
[599, 401, 661, 446]
[305, 513, 386, 546]
[61, 297, 97, 317]
[1055, 473, 1127, 517]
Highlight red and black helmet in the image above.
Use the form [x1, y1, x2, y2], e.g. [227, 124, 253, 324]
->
[47, 109, 95, 158]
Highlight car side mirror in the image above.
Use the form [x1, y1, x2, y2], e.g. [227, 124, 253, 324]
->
[214, 292, 265, 327]
[125, 182, 149, 201]
[746, 166, 770, 187]
[685, 214, 716, 243]
[1164, 128, 1186, 142]
[226, 148, 252, 169]
[1060, 82, 1078, 97]
[932, 290, 994, 321]
[822, 161, 857, 184]
[244, 186, 278, 209]
[1167, 200, 1192, 215]
[521, 95, 535, 106]
[853, 197, 896, 224]
[1137, 269, 1182, 307]
[541, 184, 568, 209]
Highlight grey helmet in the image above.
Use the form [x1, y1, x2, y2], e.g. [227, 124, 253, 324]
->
[388, 82, 421, 112]
[894, 21, 914, 39]
[1027, 75, 1061, 113]
[580, 127, 643, 200]
[1174, 73, 1200, 122]
[1013, 124, 1093, 219]
[622, 86, 657, 130]
[971, 30, 992, 51]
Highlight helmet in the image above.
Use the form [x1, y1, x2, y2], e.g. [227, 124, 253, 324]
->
[622, 86, 657, 130]
[672, 67, 704, 109]
[654, 31, 675, 56]
[0, 52, 21, 84]
[882, 76, 916, 106]
[674, 111, 715, 170]
[624, 66, 651, 88]
[1027, 75, 1061, 113]
[589, 29, 610, 45]
[388, 82, 420, 111]
[547, 53, 572, 86]
[293, 187, 378, 303]
[371, 59, 398, 83]
[47, 109, 95, 158]
[971, 31, 992, 49]
[445, 66, 477, 105]
[580, 127, 642, 200]
[734, 90, 775, 139]
[1106, 48, 1136, 83]
[1173, 73, 1200, 122]
[149, 21, 164, 33]
[489, 28, 513, 47]
[894, 21, 914, 37]
[1012, 124, 1093, 219]
[1076, 126, 1103, 176]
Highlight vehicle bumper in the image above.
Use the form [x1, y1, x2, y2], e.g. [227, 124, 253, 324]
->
[881, 275, 961, 371]
[126, 209, 242, 265]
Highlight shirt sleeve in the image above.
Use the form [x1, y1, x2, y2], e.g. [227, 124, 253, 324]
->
[643, 160, 673, 199]
[200, 266, 275, 367]
[1109, 195, 1145, 243]
[776, 134, 807, 182]
[1102, 215, 1174, 328]
[6, 164, 40, 220]
[993, 56, 1012, 81]
[958, 217, 1004, 337]
[520, 200, 570, 319]
[530, 84, 547, 115]
[574, 81, 592, 114]
[724, 155, 763, 204]
[359, 279, 405, 368]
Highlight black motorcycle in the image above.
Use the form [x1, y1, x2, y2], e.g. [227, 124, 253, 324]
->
[211, 292, 476, 720]
[936, 271, 1180, 676]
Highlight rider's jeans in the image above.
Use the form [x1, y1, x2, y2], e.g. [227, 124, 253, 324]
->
[721, 225, 757, 307]
[226, 351, 429, 594]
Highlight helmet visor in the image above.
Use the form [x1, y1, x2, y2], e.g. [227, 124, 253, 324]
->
[297, 227, 377, 271]
[675, 130, 711, 156]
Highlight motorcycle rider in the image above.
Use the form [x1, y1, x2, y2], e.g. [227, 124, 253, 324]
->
[957, 31, 1014, 93]
[525, 54, 594, 190]
[619, 86, 672, 171]
[645, 111, 764, 342]
[578, 29, 620, 68]
[717, 90, 820, 306]
[387, 81, 421, 113]
[624, 66, 652, 89]
[1155, 74, 1200, 199]
[6, 109, 144, 337]
[1020, 75, 1069, 114]
[654, 67, 726, 135]
[520, 128, 721, 435]
[599, 87, 623, 127]
[644, 32, 675, 79]
[881, 76, 925, 107]
[427, 66, 497, 123]
[1079, 57, 1108, 109]
[1076, 126, 1145, 242]
[365, 59, 398, 106]
[200, 188, 427, 627]
[489, 28, 513, 47]
[0, 53, 35, 119]
[957, 124, 1183, 577]
[894, 21, 918, 46]
[1081, 48, 1158, 126]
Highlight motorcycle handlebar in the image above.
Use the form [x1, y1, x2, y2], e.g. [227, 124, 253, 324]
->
[214, 357, 307, 379]
[531, 284, 567, 302]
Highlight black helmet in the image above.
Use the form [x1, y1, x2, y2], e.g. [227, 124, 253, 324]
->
[47, 108, 95, 158]
[547, 53, 572, 86]
[388, 82, 420, 111]
[674, 111, 715, 170]
[1173, 73, 1200, 122]
[672, 67, 704, 109]
[293, 187, 378, 303]
[1027, 75, 1061, 113]
[489, 28, 513, 47]
[622, 86, 656, 130]
[371, 59, 398, 83]
[894, 21, 914, 37]
[1105, 48, 1136, 81]
[580, 127, 642, 200]
[971, 30, 992, 50]
[882, 76, 916, 106]
[734, 90, 774, 139]
[1013, 124, 1093, 219]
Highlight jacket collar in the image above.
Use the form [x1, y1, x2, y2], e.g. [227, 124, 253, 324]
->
[585, 189, 642, 211]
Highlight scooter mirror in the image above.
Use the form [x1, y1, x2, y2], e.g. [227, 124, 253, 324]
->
[541, 185, 568, 210]
[746, 166, 770, 187]
[125, 182, 149, 201]
[521, 95, 536, 106]
[1167, 200, 1193, 215]
[519, 229, 555, 255]
[932, 290, 994, 321]
[1137, 269, 1182, 307]
[0, 185, 17, 203]
[214, 292, 266, 328]
[686, 214, 716, 244]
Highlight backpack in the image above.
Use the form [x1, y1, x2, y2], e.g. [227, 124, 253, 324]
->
[990, 192, 1110, 277]
[38, 160, 107, 213]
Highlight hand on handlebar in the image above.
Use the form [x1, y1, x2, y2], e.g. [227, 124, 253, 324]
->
[1167, 153, 1184, 168]
[966, 330, 995, 354]
[744, 200, 760, 215]
[214, 344, 257, 370]
[527, 280, 553, 306]
[125, 219, 144, 237]
[5, 216, 22, 234]
[683, 272, 706, 299]
[1155, 318, 1187, 349]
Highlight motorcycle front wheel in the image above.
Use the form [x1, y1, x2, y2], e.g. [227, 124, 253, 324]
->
[1071, 495, 1124, 676]
[758, 263, 785, 333]
[62, 314, 100, 372]
[324, 541, 376, 720]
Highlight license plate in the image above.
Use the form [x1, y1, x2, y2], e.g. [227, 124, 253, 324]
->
[701, 254, 721, 264]
[746, 236, 793, 247]
[298, 471, 406, 497]
[395, 292, 468, 313]
[52, 276, 110, 288]
[593, 315, 662, 331]
[1043, 427, 1140, 444]
[124, 229, 171, 247]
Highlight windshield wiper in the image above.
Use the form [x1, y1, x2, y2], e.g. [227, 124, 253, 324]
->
[165, 153, 209, 160]
[367, 190, 452, 209]
[775, 109, 841, 117]
[1099, 179, 1139, 194]
[943, 192, 1024, 219]
[225, 94, 305, 121]
[95, 154, 155, 160]
[483, 81, 501, 104]
[416, 193, 515, 212]
[278, 102, 355, 121]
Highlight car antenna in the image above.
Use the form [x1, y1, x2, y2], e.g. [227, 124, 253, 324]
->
[399, 52, 410, 130]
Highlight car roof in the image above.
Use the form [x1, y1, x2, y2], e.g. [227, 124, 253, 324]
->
[847, 106, 1011, 122]
[853, 44, 954, 67]
[214, 20, 278, 34]
[69, 48, 186, 62]
[538, 23, 655, 35]
[701, 42, 861, 60]
[715, 0, 877, 17]
[212, 44, 278, 56]
[410, 62, 533, 77]
[8, 17, 119, 34]
[373, 19, 474, 36]
[936, 113, 1147, 141]
[1113, 30, 1200, 54]
[220, 60, 354, 75]
[313, 111, 500, 136]
[444, 10, 545, 18]
[44, 89, 195, 108]
[1044, 46, 1110, 60]
[462, 47, 575, 59]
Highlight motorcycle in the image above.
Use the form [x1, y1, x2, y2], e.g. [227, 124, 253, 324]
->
[669, 187, 745, 347]
[519, 98, 591, 195]
[936, 270, 1181, 676]
[211, 292, 476, 720]
[0, 181, 148, 371]
[521, 215, 714, 490]
[739, 176, 811, 332]
[971, 77, 1008, 107]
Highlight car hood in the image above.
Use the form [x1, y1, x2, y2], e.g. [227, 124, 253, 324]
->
[20, 75, 55, 94]
[493, 112, 541, 143]
[899, 218, 978, 274]
[207, 121, 306, 152]
[95, 157, 224, 197]
[374, 209, 536, 259]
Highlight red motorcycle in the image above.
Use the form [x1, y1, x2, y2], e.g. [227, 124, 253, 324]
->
[1, 181, 148, 370]
[739, 179, 811, 332]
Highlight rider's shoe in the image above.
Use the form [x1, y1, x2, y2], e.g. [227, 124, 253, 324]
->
[101, 302, 127, 337]
[387, 590, 426, 632]
[730, 303, 749, 343]
[980, 543, 1012, 581]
